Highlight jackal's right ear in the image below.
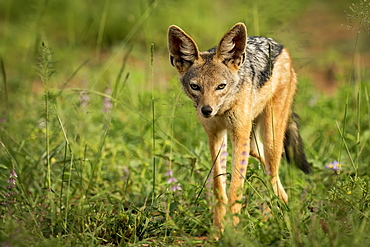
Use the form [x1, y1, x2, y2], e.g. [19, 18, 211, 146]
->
[216, 23, 247, 71]
[168, 25, 201, 74]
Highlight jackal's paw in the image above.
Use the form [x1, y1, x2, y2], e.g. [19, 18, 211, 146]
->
[211, 227, 224, 241]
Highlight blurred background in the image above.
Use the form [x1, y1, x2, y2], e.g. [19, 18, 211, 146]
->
[0, 0, 369, 98]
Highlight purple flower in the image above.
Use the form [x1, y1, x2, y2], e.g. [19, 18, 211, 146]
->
[10, 169, 17, 178]
[7, 169, 17, 185]
[7, 178, 16, 185]
[167, 177, 178, 183]
[102, 88, 113, 113]
[165, 170, 181, 191]
[325, 161, 342, 171]
[170, 184, 182, 191]
[6, 184, 16, 189]
[165, 170, 173, 176]
[79, 91, 90, 108]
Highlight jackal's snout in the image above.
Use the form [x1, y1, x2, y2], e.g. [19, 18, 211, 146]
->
[201, 105, 213, 117]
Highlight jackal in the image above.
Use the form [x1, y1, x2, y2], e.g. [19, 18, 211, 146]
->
[167, 23, 310, 235]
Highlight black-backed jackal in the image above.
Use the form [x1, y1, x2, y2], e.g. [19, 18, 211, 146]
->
[167, 23, 310, 237]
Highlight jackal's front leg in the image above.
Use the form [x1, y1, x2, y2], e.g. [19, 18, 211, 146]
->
[229, 122, 252, 225]
[206, 130, 228, 232]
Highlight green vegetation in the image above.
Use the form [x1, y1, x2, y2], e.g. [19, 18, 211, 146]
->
[1, 0, 369, 246]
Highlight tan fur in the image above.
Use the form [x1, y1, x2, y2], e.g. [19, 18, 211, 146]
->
[168, 23, 299, 238]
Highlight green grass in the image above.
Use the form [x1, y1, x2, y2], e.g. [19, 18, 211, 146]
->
[1, 0, 370, 246]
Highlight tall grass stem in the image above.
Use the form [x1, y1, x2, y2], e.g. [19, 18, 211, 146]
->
[96, 0, 111, 58]
[150, 43, 156, 203]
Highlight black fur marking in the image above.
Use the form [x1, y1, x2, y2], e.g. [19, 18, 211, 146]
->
[202, 36, 284, 88]
[204, 37, 284, 89]
[207, 47, 217, 53]
[242, 36, 284, 88]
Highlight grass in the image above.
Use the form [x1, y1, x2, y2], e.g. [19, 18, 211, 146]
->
[1, 0, 370, 246]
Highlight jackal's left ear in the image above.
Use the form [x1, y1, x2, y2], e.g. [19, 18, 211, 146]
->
[168, 25, 201, 74]
[216, 23, 247, 71]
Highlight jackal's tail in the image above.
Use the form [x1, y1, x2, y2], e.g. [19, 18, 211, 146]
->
[284, 113, 311, 174]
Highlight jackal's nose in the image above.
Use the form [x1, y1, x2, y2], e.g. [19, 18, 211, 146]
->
[201, 106, 213, 116]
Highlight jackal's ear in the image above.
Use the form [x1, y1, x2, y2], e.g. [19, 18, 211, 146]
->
[216, 23, 247, 71]
[168, 25, 201, 74]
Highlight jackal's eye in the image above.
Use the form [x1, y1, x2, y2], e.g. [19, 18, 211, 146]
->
[216, 83, 226, 90]
[190, 83, 200, 91]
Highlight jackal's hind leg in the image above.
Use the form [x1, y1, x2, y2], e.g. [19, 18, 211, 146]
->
[260, 103, 290, 204]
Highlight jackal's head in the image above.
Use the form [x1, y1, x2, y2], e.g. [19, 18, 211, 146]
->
[168, 23, 247, 118]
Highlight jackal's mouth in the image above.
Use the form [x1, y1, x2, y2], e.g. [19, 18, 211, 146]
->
[201, 114, 213, 119]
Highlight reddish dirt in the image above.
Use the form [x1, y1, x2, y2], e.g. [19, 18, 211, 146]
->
[292, 2, 370, 94]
